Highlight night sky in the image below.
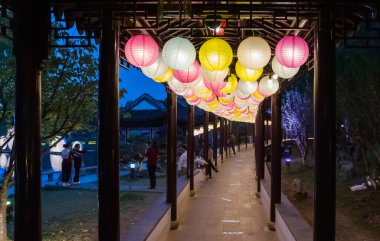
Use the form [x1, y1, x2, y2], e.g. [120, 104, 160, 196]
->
[119, 66, 166, 106]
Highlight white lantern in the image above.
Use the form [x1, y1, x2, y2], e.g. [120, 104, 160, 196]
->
[141, 54, 168, 78]
[258, 76, 280, 97]
[237, 37, 271, 70]
[201, 66, 229, 82]
[271, 56, 299, 79]
[167, 76, 186, 94]
[237, 80, 258, 96]
[162, 37, 196, 71]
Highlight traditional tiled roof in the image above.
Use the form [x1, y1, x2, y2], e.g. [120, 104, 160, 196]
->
[120, 93, 207, 128]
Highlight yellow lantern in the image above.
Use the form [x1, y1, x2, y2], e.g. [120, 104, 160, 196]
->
[153, 68, 173, 83]
[252, 90, 265, 100]
[199, 38, 233, 71]
[235, 61, 263, 82]
[220, 74, 238, 94]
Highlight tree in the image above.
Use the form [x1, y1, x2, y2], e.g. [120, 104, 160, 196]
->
[336, 48, 380, 179]
[281, 74, 313, 165]
[0, 33, 99, 239]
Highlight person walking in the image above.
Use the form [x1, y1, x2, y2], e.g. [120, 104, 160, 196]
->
[146, 140, 159, 189]
[229, 133, 236, 155]
[205, 144, 218, 179]
[60, 143, 72, 187]
[72, 143, 86, 184]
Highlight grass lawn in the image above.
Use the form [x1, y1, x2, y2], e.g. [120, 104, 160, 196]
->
[7, 188, 163, 240]
[282, 157, 380, 241]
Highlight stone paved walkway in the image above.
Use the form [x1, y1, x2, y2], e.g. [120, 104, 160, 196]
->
[167, 145, 278, 241]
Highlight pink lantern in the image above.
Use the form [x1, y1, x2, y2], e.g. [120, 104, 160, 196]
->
[203, 79, 227, 92]
[214, 90, 227, 97]
[173, 60, 201, 84]
[275, 36, 309, 68]
[125, 35, 159, 67]
[186, 96, 201, 106]
[202, 93, 216, 103]
[182, 88, 195, 98]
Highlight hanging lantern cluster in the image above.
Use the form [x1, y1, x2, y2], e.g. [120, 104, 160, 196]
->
[124, 34, 309, 123]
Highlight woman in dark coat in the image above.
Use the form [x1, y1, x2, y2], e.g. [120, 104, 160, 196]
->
[145, 140, 159, 189]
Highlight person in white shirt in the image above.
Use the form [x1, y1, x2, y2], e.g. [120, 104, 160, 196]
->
[177, 145, 188, 177]
[60, 143, 72, 187]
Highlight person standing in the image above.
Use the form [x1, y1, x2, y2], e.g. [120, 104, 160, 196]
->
[72, 143, 86, 184]
[146, 140, 159, 189]
[60, 143, 72, 187]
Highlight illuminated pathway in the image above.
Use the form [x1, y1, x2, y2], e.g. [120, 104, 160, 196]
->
[168, 145, 278, 241]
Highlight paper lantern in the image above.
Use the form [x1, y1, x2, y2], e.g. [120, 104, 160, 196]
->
[201, 66, 229, 82]
[203, 79, 226, 92]
[167, 76, 186, 94]
[141, 54, 168, 78]
[125, 35, 159, 67]
[214, 89, 227, 97]
[271, 56, 299, 79]
[275, 35, 309, 68]
[153, 68, 173, 83]
[258, 76, 280, 97]
[173, 60, 201, 84]
[162, 37, 196, 70]
[220, 74, 238, 94]
[192, 80, 213, 99]
[186, 96, 201, 106]
[235, 61, 263, 82]
[182, 88, 195, 98]
[182, 75, 202, 88]
[199, 38, 233, 71]
[237, 37, 271, 70]
[237, 80, 258, 96]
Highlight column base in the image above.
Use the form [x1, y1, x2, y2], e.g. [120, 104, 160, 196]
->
[267, 222, 276, 231]
[190, 190, 195, 197]
[171, 220, 179, 230]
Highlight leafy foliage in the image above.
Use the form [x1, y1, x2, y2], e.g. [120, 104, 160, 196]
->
[336, 48, 380, 176]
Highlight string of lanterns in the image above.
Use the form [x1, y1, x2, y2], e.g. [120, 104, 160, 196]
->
[124, 34, 309, 123]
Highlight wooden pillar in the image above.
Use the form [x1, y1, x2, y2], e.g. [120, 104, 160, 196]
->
[225, 120, 229, 157]
[313, 6, 336, 241]
[187, 105, 195, 195]
[98, 11, 120, 241]
[220, 118, 224, 161]
[245, 123, 248, 150]
[13, 1, 50, 240]
[170, 92, 178, 225]
[213, 115, 218, 166]
[203, 112, 209, 162]
[256, 104, 265, 193]
[237, 124, 241, 152]
[270, 93, 282, 222]
[166, 90, 172, 203]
